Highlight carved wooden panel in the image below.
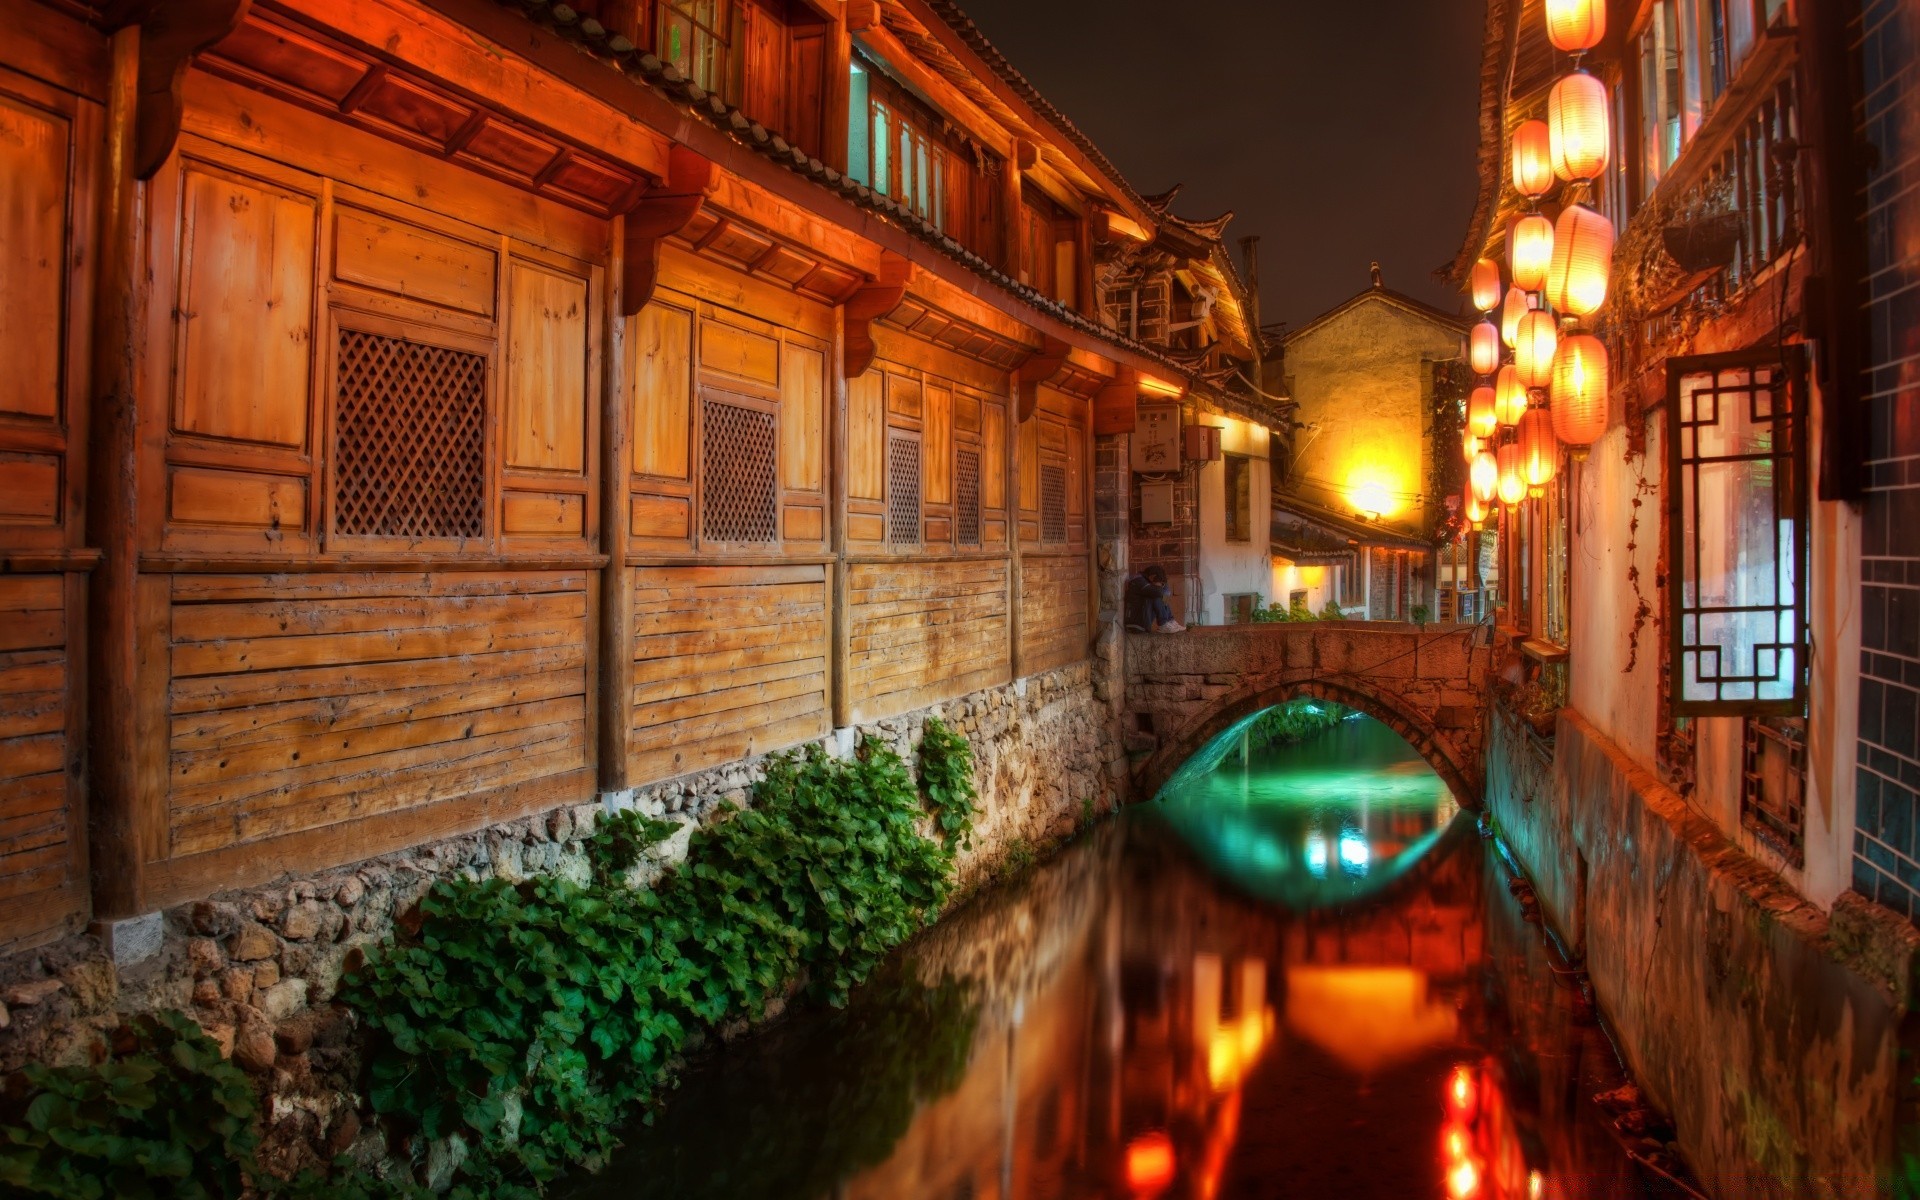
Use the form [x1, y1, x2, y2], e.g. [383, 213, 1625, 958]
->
[956, 448, 982, 547]
[1040, 464, 1068, 544]
[700, 397, 778, 544]
[886, 433, 922, 547]
[332, 329, 487, 540]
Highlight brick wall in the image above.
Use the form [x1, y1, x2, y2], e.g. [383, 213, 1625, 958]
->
[1850, 0, 1920, 917]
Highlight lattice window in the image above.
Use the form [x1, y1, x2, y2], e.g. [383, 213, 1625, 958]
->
[701, 397, 777, 544]
[955, 447, 982, 545]
[1669, 346, 1807, 715]
[1040, 463, 1067, 544]
[886, 433, 921, 546]
[1742, 715, 1806, 865]
[333, 329, 486, 540]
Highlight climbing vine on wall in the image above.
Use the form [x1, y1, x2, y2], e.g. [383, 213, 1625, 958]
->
[1429, 360, 1470, 547]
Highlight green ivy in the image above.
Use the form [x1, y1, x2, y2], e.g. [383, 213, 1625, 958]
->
[585, 808, 680, 887]
[1244, 699, 1354, 753]
[917, 718, 979, 850]
[340, 733, 977, 1195]
[0, 1011, 263, 1200]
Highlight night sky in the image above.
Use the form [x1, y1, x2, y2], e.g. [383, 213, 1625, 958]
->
[952, 0, 1486, 332]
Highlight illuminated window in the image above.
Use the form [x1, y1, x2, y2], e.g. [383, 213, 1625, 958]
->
[1633, 0, 1769, 199]
[847, 55, 997, 254]
[1667, 345, 1807, 715]
[660, 0, 734, 99]
[1224, 454, 1253, 543]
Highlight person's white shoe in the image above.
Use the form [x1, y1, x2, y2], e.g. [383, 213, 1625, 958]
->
[1155, 620, 1187, 633]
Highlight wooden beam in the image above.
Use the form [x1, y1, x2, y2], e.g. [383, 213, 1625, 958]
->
[86, 27, 146, 917]
[1015, 337, 1071, 420]
[842, 253, 911, 378]
[122, 0, 252, 179]
[599, 214, 634, 795]
[621, 145, 717, 317]
[1093, 368, 1141, 436]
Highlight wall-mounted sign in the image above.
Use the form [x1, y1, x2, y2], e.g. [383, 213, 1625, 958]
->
[1132, 404, 1180, 473]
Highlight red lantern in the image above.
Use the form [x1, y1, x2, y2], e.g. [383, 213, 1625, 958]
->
[1510, 119, 1554, 201]
[1470, 448, 1499, 504]
[1470, 258, 1503, 313]
[1494, 365, 1529, 427]
[1551, 332, 1609, 449]
[1468, 385, 1498, 438]
[1508, 213, 1555, 292]
[1501, 286, 1531, 348]
[1519, 406, 1559, 496]
[1513, 309, 1559, 389]
[1469, 321, 1501, 375]
[1496, 441, 1527, 506]
[1463, 430, 1482, 462]
[1545, 0, 1606, 53]
[1549, 70, 1611, 184]
[1546, 203, 1616, 318]
[1464, 482, 1489, 529]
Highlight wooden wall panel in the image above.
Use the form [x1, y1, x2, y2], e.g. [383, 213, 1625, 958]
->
[164, 571, 591, 859]
[174, 164, 316, 449]
[1019, 554, 1089, 675]
[504, 261, 589, 473]
[0, 575, 83, 947]
[632, 303, 693, 480]
[924, 382, 952, 506]
[333, 205, 497, 317]
[779, 342, 825, 493]
[0, 92, 68, 424]
[848, 560, 1010, 722]
[629, 565, 830, 782]
[848, 372, 885, 502]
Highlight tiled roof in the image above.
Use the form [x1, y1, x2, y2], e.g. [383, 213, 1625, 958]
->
[490, 0, 1207, 383]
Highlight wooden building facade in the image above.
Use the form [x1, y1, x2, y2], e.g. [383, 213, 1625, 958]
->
[0, 0, 1231, 949]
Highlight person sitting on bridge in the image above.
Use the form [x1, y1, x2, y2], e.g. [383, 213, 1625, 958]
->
[1125, 565, 1185, 634]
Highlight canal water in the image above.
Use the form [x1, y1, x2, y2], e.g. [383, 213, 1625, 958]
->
[564, 712, 1688, 1200]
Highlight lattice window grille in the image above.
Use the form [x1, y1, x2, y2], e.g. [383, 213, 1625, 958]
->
[701, 397, 778, 544]
[1040, 463, 1067, 544]
[886, 433, 922, 546]
[333, 329, 487, 540]
[955, 447, 982, 545]
[1742, 715, 1806, 866]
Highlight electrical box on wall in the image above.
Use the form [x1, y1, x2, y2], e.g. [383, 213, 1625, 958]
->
[1140, 480, 1175, 524]
[1131, 404, 1180, 472]
[1183, 425, 1222, 463]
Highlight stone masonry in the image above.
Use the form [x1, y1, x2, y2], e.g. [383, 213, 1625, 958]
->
[1124, 621, 1491, 803]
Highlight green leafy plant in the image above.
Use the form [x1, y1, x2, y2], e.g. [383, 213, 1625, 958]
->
[0, 1010, 262, 1200]
[1318, 598, 1346, 620]
[1411, 603, 1432, 627]
[341, 735, 977, 1195]
[586, 807, 680, 886]
[917, 718, 979, 850]
[1244, 698, 1354, 753]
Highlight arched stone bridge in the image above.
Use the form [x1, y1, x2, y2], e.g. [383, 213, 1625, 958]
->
[1125, 623, 1494, 805]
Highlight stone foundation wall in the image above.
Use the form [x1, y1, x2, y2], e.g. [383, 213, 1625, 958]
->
[0, 662, 1125, 1180]
[1485, 706, 1920, 1198]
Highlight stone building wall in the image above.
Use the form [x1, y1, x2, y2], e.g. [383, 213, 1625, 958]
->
[0, 663, 1126, 1179]
[1484, 707, 1919, 1197]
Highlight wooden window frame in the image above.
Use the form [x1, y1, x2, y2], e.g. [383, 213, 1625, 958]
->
[660, 0, 738, 102]
[697, 386, 782, 548]
[1665, 344, 1809, 717]
[1742, 713, 1807, 866]
[1223, 453, 1253, 544]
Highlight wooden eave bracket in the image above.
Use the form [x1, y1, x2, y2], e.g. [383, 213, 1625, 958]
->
[1093, 367, 1141, 436]
[1014, 336, 1072, 420]
[621, 145, 719, 316]
[118, 0, 254, 180]
[843, 253, 913, 378]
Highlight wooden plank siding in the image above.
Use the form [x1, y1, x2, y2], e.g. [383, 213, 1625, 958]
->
[0, 16, 102, 947]
[0, 576, 86, 948]
[1020, 555, 1090, 676]
[628, 565, 831, 782]
[164, 572, 593, 859]
[847, 560, 1012, 723]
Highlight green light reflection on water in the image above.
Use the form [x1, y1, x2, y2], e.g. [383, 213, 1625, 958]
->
[1149, 713, 1462, 911]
